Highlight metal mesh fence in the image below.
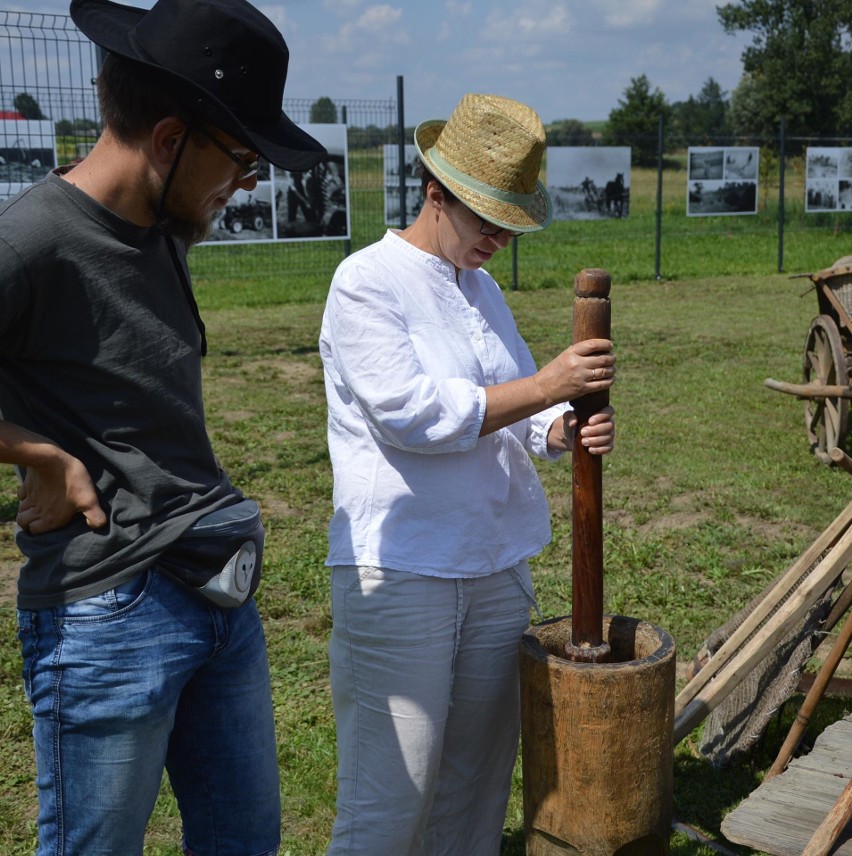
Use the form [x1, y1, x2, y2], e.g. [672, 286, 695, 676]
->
[0, 11, 400, 290]
[188, 96, 398, 288]
[1, 10, 851, 292]
[0, 12, 99, 193]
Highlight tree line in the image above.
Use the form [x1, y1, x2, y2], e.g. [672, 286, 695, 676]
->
[587, 0, 852, 165]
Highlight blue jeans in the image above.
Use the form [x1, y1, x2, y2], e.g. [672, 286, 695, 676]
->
[16, 569, 281, 856]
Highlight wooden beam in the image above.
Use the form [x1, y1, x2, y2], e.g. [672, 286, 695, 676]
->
[675, 500, 852, 720]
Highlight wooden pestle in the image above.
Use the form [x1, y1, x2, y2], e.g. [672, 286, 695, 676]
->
[564, 269, 612, 663]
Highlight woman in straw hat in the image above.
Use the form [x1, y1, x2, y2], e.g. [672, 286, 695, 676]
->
[319, 93, 615, 854]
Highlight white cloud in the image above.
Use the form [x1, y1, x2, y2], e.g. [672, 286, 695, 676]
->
[481, 1, 574, 43]
[597, 0, 663, 29]
[322, 4, 410, 56]
[323, 0, 363, 14]
[359, 5, 405, 31]
[439, 0, 473, 39]
[443, 0, 473, 15]
[318, 5, 411, 74]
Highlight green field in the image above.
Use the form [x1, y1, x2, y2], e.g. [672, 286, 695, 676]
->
[187, 155, 852, 304]
[0, 206, 851, 853]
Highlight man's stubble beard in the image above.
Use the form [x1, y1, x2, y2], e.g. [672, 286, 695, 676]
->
[154, 160, 215, 246]
[155, 203, 213, 246]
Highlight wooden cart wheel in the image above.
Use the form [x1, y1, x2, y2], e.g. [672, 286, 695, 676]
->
[803, 315, 849, 464]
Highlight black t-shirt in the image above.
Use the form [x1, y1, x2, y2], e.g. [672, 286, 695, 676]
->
[0, 171, 236, 608]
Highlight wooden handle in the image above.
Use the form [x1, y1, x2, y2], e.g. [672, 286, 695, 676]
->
[764, 378, 852, 399]
[830, 446, 852, 474]
[566, 269, 611, 660]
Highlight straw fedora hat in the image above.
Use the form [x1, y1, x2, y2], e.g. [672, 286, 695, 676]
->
[70, 0, 326, 172]
[414, 93, 552, 233]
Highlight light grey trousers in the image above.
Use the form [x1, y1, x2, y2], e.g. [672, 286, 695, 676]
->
[326, 561, 537, 856]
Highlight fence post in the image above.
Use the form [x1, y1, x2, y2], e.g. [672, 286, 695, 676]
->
[777, 116, 786, 273]
[654, 113, 664, 280]
[511, 236, 518, 291]
[342, 104, 351, 258]
[95, 44, 107, 76]
[396, 75, 406, 230]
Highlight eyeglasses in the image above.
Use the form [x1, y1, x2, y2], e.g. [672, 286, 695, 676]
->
[195, 126, 259, 180]
[476, 215, 523, 239]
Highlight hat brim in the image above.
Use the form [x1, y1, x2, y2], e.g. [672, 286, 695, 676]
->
[71, 0, 327, 172]
[414, 119, 552, 233]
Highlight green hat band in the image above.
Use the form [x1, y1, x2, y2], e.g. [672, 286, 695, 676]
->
[428, 147, 536, 206]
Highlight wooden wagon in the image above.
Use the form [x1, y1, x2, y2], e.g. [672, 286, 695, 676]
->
[765, 256, 852, 467]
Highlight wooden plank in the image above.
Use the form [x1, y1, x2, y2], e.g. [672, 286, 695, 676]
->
[722, 716, 852, 854]
[802, 778, 852, 856]
[675, 523, 852, 742]
[675, 499, 852, 721]
[797, 674, 852, 698]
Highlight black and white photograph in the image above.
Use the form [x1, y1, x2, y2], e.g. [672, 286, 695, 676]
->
[807, 148, 839, 179]
[209, 181, 274, 241]
[0, 118, 56, 200]
[688, 148, 723, 180]
[805, 147, 852, 213]
[203, 123, 349, 245]
[687, 146, 759, 216]
[546, 146, 631, 220]
[839, 180, 852, 212]
[806, 178, 838, 212]
[723, 148, 758, 180]
[275, 124, 349, 241]
[383, 143, 422, 225]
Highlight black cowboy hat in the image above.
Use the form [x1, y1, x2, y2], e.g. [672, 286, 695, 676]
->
[70, 0, 327, 171]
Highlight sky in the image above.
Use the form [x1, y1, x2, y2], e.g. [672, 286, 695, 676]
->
[22, 0, 755, 128]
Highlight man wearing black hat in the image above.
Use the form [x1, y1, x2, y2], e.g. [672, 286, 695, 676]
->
[0, 1, 325, 853]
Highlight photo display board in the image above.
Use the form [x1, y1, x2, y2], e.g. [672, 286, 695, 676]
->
[383, 143, 422, 225]
[0, 119, 57, 200]
[545, 147, 631, 220]
[202, 123, 350, 245]
[686, 146, 759, 216]
[805, 147, 852, 213]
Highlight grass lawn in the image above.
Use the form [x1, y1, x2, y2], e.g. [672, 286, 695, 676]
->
[0, 255, 851, 853]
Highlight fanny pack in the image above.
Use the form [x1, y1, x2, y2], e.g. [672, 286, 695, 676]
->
[158, 498, 264, 608]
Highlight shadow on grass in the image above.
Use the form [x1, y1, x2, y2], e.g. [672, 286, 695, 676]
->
[0, 495, 17, 522]
[501, 828, 525, 855]
[674, 747, 762, 853]
[673, 694, 852, 854]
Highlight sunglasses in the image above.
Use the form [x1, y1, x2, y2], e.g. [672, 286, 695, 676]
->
[195, 126, 260, 180]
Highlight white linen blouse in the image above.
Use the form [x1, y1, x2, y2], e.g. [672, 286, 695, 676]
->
[319, 229, 569, 578]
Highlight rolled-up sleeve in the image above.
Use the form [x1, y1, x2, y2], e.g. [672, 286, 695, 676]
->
[512, 325, 570, 460]
[323, 259, 485, 454]
[528, 405, 571, 460]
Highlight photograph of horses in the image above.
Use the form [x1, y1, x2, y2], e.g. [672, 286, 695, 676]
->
[546, 146, 631, 221]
